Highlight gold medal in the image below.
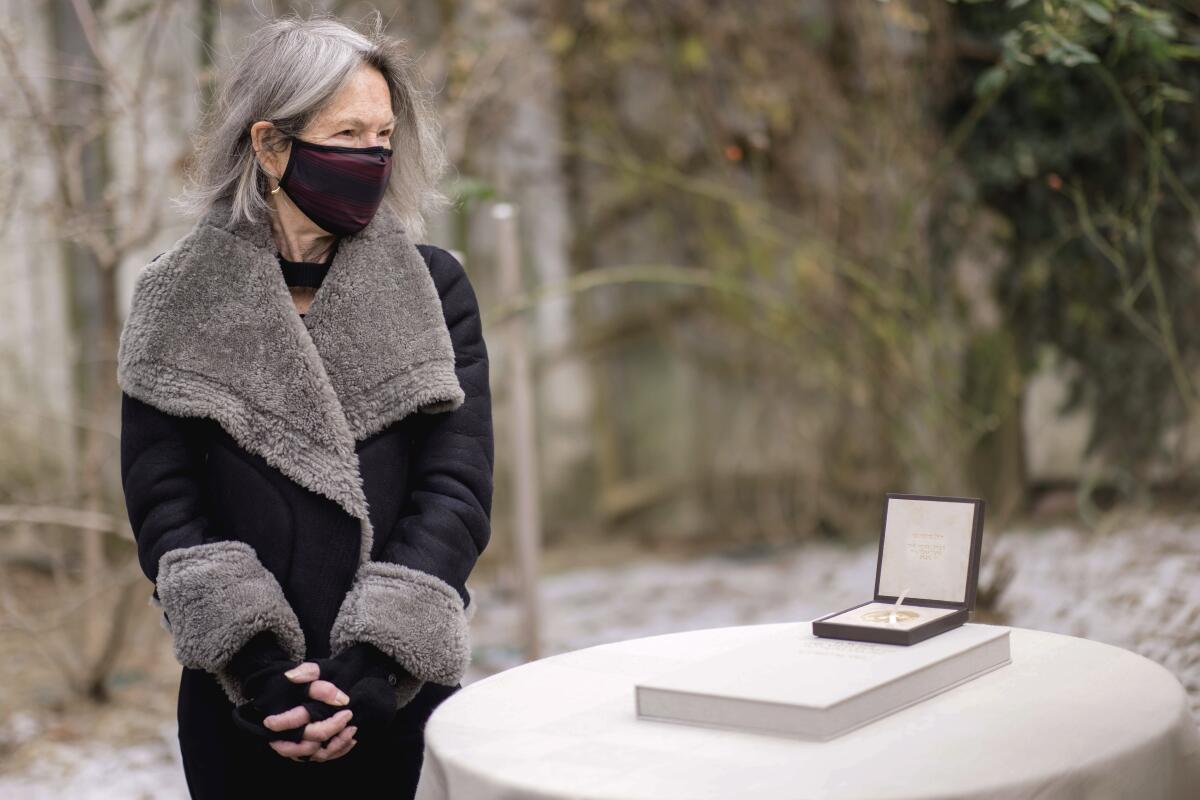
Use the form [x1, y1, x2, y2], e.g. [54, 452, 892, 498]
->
[861, 609, 920, 624]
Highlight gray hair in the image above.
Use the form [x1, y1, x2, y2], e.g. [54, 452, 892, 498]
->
[172, 11, 450, 240]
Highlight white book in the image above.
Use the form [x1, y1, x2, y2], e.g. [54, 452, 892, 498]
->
[635, 622, 1011, 741]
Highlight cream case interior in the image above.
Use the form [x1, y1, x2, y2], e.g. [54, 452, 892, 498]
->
[820, 601, 959, 631]
[875, 496, 977, 605]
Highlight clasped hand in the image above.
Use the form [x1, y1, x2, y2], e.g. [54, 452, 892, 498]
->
[232, 644, 409, 763]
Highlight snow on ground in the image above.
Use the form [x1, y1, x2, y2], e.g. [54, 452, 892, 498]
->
[0, 711, 185, 799]
[2, 517, 1197, 797]
[466, 540, 874, 676]
[467, 518, 1200, 721]
[984, 520, 1200, 715]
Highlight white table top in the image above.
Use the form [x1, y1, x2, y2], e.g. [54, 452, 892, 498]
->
[415, 622, 1200, 800]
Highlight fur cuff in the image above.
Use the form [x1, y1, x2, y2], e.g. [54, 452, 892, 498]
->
[155, 540, 307, 706]
[328, 561, 471, 686]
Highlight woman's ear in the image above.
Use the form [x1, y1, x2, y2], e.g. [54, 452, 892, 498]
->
[250, 121, 288, 182]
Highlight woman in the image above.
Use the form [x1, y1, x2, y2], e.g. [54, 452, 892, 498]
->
[116, 13, 493, 798]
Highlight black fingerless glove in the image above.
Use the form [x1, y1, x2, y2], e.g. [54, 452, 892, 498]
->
[311, 642, 424, 741]
[227, 631, 337, 743]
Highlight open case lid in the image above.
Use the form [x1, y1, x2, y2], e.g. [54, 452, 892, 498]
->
[873, 493, 985, 611]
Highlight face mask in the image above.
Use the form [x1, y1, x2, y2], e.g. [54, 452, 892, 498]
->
[273, 136, 393, 236]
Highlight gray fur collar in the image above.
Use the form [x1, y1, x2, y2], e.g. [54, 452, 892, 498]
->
[117, 195, 465, 563]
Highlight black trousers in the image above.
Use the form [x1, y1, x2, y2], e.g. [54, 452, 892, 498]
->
[176, 666, 461, 799]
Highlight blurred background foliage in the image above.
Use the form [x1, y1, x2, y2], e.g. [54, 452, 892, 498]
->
[508, 0, 1200, 542]
[947, 0, 1200, 495]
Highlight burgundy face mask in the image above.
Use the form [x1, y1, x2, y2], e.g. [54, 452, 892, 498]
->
[276, 136, 393, 236]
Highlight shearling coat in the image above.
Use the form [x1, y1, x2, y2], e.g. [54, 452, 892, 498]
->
[117, 194, 493, 797]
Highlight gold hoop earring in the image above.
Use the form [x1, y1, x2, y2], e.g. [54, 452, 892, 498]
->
[263, 165, 281, 195]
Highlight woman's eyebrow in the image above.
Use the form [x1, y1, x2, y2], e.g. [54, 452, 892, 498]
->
[334, 116, 399, 129]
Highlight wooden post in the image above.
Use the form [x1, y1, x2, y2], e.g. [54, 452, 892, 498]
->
[492, 202, 542, 661]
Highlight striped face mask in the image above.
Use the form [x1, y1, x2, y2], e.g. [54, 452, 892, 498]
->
[276, 136, 393, 236]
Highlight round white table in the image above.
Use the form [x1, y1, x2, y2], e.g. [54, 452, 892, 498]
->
[414, 622, 1200, 799]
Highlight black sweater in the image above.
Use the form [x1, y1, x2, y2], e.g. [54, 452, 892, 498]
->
[277, 240, 339, 319]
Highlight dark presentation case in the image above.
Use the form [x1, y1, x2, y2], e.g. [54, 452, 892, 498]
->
[812, 493, 985, 646]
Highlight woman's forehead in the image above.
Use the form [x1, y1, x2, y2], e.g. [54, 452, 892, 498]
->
[320, 66, 393, 118]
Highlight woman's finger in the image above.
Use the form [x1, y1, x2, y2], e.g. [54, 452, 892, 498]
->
[310, 725, 358, 762]
[263, 703, 311, 732]
[306, 678, 351, 707]
[309, 738, 357, 763]
[283, 661, 320, 683]
[302, 708, 353, 742]
[269, 737, 320, 759]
